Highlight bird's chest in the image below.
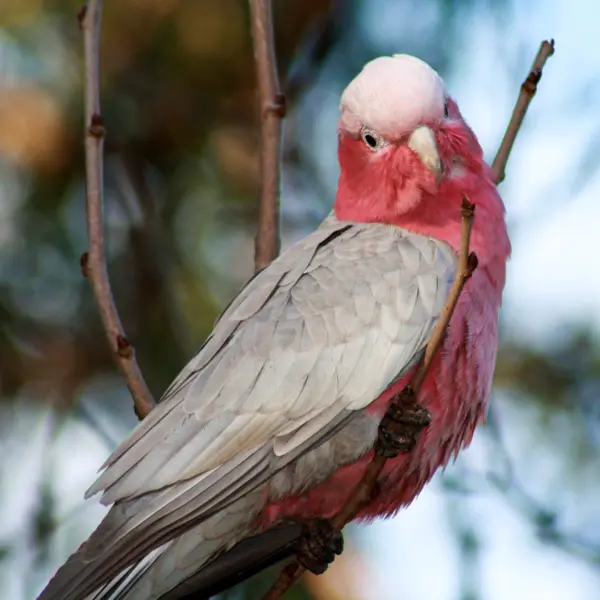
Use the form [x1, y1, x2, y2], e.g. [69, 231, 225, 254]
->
[359, 276, 498, 517]
[261, 274, 499, 524]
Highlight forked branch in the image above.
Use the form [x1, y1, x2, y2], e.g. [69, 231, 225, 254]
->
[80, 0, 155, 419]
[491, 39, 555, 183]
[249, 0, 285, 271]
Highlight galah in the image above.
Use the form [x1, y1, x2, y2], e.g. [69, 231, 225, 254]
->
[38, 54, 510, 600]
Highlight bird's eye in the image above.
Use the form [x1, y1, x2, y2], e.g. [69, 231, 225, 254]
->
[361, 128, 384, 151]
[444, 99, 449, 119]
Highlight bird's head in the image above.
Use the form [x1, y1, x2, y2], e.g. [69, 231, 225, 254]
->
[335, 54, 510, 264]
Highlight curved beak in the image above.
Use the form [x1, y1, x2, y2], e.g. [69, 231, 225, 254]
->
[407, 125, 442, 184]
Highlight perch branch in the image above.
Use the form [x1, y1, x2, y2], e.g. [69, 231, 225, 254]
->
[491, 39, 555, 183]
[249, 0, 285, 271]
[262, 198, 478, 600]
[80, 0, 155, 419]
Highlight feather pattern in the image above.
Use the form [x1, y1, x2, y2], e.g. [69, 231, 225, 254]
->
[38, 213, 456, 600]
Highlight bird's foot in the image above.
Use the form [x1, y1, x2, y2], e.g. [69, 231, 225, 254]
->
[375, 386, 431, 458]
[295, 518, 344, 574]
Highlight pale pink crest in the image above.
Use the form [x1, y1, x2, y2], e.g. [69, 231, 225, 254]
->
[340, 54, 446, 139]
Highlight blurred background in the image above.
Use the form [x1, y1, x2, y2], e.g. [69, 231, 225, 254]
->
[1, 0, 600, 599]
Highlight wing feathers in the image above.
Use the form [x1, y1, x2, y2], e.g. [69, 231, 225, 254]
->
[38, 219, 457, 600]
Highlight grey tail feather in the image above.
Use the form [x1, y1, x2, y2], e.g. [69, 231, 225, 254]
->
[159, 523, 302, 600]
[91, 548, 164, 600]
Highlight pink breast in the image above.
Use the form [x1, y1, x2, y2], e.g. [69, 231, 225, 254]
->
[259, 268, 498, 527]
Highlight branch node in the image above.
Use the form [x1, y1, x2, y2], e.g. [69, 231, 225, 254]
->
[116, 334, 133, 358]
[265, 94, 287, 118]
[467, 252, 479, 275]
[80, 252, 90, 278]
[77, 5, 87, 29]
[522, 68, 542, 95]
[460, 197, 475, 217]
[88, 113, 106, 138]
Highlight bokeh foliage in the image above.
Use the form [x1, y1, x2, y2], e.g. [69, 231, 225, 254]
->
[1, 1, 600, 599]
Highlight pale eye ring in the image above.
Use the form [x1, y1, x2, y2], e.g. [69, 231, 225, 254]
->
[361, 128, 385, 151]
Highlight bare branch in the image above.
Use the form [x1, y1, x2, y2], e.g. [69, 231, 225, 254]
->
[491, 39, 555, 184]
[262, 199, 478, 600]
[81, 0, 155, 419]
[249, 0, 285, 271]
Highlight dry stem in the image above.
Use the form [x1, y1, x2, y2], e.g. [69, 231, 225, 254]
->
[81, 0, 155, 419]
[262, 199, 477, 600]
[491, 39, 555, 183]
[249, 0, 285, 271]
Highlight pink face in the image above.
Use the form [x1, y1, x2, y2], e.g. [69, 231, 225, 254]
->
[335, 96, 484, 226]
[334, 54, 510, 269]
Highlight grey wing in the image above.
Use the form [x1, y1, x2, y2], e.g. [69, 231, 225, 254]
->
[38, 217, 456, 600]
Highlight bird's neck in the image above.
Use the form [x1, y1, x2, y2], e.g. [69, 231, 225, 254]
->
[334, 166, 510, 289]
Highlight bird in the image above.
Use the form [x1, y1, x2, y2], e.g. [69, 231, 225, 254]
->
[37, 53, 511, 600]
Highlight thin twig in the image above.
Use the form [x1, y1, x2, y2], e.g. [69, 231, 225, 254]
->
[262, 198, 478, 600]
[491, 39, 555, 183]
[81, 0, 155, 419]
[249, 0, 285, 271]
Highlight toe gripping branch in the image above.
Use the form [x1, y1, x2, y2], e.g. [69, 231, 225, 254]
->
[295, 518, 344, 575]
[294, 387, 430, 575]
[375, 386, 432, 459]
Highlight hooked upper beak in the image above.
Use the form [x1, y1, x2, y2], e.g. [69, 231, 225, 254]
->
[407, 125, 442, 185]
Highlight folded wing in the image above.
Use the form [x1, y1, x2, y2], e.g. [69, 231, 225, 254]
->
[38, 215, 456, 600]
